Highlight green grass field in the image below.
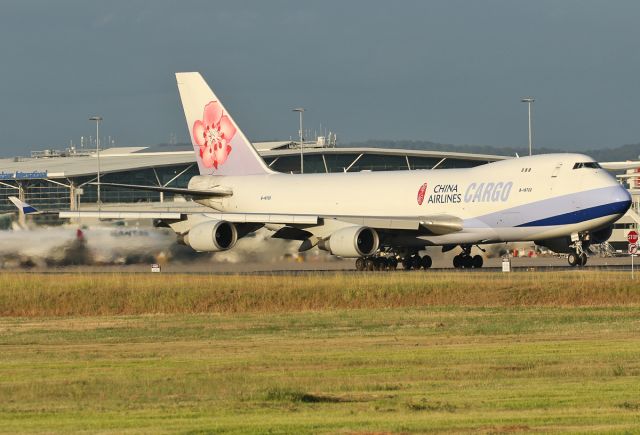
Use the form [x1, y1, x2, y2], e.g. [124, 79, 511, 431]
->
[1, 272, 639, 433]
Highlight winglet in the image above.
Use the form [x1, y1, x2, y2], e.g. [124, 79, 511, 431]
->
[8, 196, 39, 214]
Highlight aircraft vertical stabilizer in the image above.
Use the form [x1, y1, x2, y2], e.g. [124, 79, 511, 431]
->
[176, 72, 273, 177]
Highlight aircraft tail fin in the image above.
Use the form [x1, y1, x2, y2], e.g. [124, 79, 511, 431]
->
[176, 72, 274, 176]
[8, 196, 38, 215]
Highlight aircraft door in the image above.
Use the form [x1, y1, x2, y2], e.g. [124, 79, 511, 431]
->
[549, 162, 563, 192]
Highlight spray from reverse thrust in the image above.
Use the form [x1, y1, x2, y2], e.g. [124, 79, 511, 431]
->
[0, 225, 176, 267]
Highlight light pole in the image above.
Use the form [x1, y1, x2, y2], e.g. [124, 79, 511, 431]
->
[89, 116, 103, 209]
[520, 97, 534, 156]
[292, 108, 305, 174]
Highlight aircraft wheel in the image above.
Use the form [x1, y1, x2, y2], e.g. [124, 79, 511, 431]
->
[379, 257, 389, 271]
[355, 257, 365, 271]
[402, 258, 412, 270]
[472, 255, 483, 268]
[388, 257, 398, 270]
[453, 255, 462, 269]
[579, 253, 588, 267]
[567, 251, 579, 267]
[462, 255, 473, 268]
[411, 255, 422, 270]
[421, 255, 432, 269]
[365, 258, 375, 271]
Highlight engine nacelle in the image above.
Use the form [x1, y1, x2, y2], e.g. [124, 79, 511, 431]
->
[590, 226, 613, 244]
[184, 220, 237, 252]
[320, 226, 379, 258]
[535, 236, 573, 254]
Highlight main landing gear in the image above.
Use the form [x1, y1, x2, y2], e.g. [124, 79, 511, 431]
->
[355, 252, 432, 271]
[452, 245, 483, 269]
[401, 253, 432, 271]
[355, 256, 398, 271]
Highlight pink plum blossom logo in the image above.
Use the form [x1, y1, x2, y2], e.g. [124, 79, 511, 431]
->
[192, 101, 236, 169]
[417, 182, 428, 205]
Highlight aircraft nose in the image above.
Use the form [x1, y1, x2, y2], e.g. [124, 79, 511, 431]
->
[614, 183, 632, 214]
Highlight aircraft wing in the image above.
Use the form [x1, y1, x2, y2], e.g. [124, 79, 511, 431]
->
[10, 194, 461, 235]
[81, 184, 462, 234]
[600, 161, 640, 170]
[57, 210, 319, 225]
[58, 208, 461, 234]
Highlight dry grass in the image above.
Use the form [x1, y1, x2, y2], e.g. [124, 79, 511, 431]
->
[0, 270, 639, 317]
[1, 271, 639, 433]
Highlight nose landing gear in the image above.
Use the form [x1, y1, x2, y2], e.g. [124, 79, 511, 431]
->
[567, 236, 588, 267]
[567, 249, 588, 267]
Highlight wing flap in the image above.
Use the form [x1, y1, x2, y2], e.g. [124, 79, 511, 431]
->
[322, 214, 463, 234]
[326, 216, 419, 230]
[202, 213, 318, 225]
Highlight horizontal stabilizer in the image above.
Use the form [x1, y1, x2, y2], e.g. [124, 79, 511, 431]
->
[59, 211, 183, 220]
[90, 182, 232, 198]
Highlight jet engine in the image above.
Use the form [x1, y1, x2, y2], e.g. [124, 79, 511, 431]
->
[589, 225, 613, 244]
[319, 226, 379, 257]
[184, 220, 237, 252]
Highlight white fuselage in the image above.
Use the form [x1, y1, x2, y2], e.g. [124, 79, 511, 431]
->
[191, 153, 631, 246]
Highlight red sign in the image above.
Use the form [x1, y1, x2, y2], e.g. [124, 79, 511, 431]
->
[628, 231, 638, 244]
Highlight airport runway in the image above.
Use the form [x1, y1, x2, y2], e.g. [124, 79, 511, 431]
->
[11, 255, 638, 274]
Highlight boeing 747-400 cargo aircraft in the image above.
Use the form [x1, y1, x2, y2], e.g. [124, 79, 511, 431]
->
[21, 73, 633, 269]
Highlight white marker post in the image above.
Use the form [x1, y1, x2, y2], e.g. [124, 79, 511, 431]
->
[629, 243, 637, 279]
[628, 231, 638, 279]
[502, 256, 511, 272]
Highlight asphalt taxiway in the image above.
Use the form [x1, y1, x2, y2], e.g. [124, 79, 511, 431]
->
[8, 255, 637, 274]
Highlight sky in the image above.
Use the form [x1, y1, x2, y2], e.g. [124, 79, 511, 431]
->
[1, 0, 640, 156]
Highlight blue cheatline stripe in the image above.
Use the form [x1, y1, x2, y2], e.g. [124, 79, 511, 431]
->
[23, 206, 38, 214]
[517, 200, 631, 227]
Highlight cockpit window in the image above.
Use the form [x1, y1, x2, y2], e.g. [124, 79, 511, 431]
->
[573, 162, 601, 169]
